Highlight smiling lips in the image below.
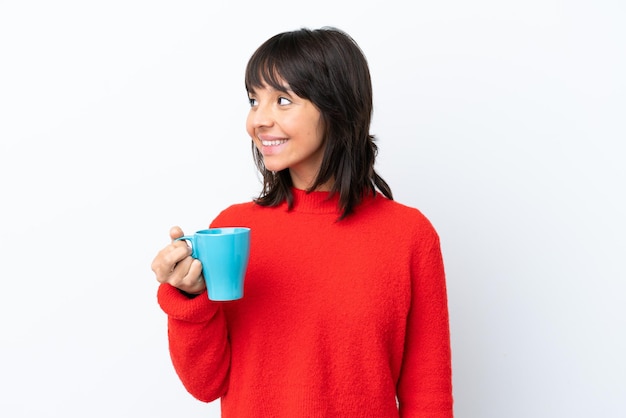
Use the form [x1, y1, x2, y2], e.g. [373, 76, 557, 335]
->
[261, 139, 288, 147]
[258, 138, 288, 156]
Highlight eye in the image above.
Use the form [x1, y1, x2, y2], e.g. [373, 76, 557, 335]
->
[248, 97, 258, 107]
[278, 96, 292, 106]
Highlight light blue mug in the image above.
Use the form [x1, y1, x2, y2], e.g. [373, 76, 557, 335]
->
[176, 227, 250, 301]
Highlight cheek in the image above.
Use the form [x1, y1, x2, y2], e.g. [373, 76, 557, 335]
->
[309, 116, 325, 145]
[245, 114, 254, 138]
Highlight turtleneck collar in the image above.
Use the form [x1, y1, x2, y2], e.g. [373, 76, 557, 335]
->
[290, 187, 341, 214]
[288, 187, 379, 215]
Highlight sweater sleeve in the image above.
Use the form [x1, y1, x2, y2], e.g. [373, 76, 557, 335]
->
[157, 283, 231, 402]
[397, 223, 454, 417]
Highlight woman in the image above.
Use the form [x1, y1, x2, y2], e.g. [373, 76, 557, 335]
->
[151, 26, 453, 417]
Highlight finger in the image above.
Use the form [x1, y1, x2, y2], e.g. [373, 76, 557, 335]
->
[171, 259, 206, 294]
[169, 226, 184, 241]
[151, 244, 192, 281]
[188, 258, 204, 283]
[155, 252, 193, 284]
[183, 259, 207, 294]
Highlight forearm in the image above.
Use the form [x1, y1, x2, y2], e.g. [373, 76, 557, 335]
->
[398, 231, 453, 417]
[158, 283, 231, 402]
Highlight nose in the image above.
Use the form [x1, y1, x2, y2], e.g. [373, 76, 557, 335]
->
[248, 102, 274, 128]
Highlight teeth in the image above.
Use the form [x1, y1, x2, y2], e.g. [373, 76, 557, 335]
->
[261, 139, 287, 146]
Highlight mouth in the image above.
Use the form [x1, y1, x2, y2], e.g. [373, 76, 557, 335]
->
[257, 137, 288, 157]
[261, 139, 288, 147]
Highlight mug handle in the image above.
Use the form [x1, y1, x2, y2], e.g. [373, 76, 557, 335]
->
[175, 235, 197, 258]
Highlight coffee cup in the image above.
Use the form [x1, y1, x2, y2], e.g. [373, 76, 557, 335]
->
[176, 227, 250, 301]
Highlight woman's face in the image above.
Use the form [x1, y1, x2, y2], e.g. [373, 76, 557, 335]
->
[246, 80, 326, 190]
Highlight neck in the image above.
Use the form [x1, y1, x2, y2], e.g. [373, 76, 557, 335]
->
[290, 171, 334, 192]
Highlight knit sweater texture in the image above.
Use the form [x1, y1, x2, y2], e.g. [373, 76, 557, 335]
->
[157, 188, 453, 417]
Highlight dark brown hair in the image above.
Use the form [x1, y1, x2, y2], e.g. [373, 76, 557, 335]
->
[245, 27, 392, 219]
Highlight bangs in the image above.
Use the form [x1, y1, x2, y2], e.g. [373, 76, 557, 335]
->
[245, 58, 288, 93]
[244, 32, 312, 96]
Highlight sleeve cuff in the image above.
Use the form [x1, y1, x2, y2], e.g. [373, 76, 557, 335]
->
[157, 283, 220, 323]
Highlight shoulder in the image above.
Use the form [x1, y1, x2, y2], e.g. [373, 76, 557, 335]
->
[369, 193, 436, 225]
[361, 194, 441, 243]
[209, 201, 258, 228]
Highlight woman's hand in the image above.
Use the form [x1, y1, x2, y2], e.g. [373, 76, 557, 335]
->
[151, 226, 206, 295]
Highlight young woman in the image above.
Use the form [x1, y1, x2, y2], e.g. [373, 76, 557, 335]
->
[151, 27, 453, 417]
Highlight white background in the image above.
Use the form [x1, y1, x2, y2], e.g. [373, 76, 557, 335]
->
[1, 1, 624, 417]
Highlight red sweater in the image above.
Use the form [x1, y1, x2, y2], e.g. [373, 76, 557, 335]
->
[157, 188, 453, 417]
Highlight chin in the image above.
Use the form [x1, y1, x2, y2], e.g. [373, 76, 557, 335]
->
[261, 160, 287, 173]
